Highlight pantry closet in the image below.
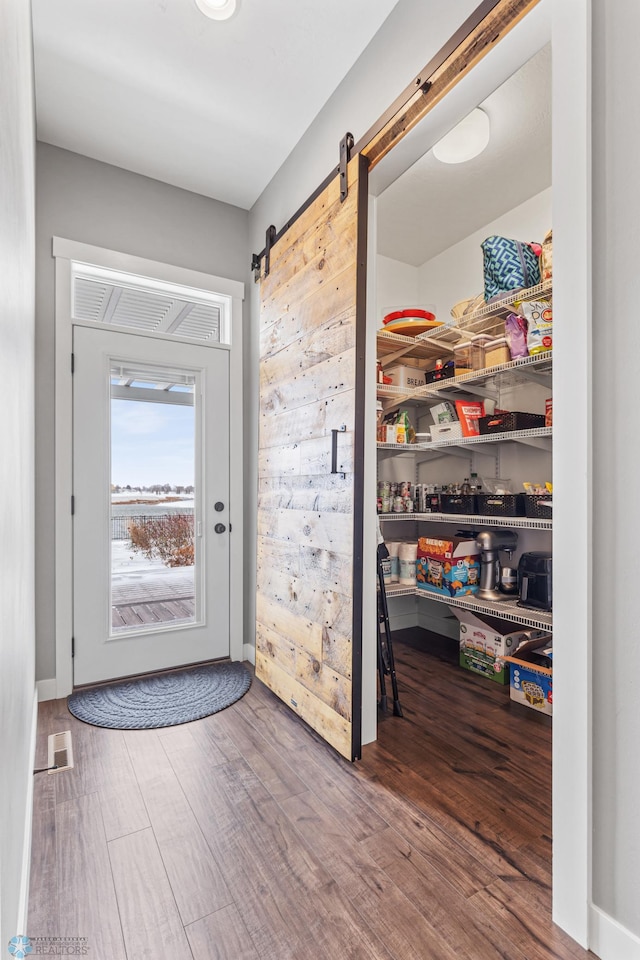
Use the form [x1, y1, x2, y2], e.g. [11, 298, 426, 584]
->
[255, 0, 590, 939]
[371, 42, 553, 665]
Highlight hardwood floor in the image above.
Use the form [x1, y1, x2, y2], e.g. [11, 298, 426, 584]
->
[28, 630, 594, 960]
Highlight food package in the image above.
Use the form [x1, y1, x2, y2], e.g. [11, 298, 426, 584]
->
[430, 401, 457, 424]
[505, 312, 529, 359]
[519, 299, 552, 355]
[454, 400, 485, 437]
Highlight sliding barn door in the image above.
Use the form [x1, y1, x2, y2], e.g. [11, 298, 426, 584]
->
[256, 154, 368, 761]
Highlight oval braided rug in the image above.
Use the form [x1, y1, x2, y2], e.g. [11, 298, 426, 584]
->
[67, 661, 251, 729]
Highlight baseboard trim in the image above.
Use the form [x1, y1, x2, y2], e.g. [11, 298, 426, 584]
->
[388, 613, 418, 631]
[16, 690, 38, 936]
[589, 904, 640, 959]
[243, 643, 255, 666]
[36, 678, 57, 702]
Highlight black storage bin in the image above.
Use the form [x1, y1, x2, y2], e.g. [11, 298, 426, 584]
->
[422, 493, 441, 513]
[440, 494, 477, 515]
[476, 493, 526, 517]
[524, 494, 553, 518]
[425, 362, 455, 384]
[478, 411, 546, 434]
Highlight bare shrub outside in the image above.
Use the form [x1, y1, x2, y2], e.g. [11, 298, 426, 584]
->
[129, 514, 194, 567]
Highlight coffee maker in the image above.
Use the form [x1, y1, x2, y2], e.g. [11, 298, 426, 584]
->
[475, 529, 518, 601]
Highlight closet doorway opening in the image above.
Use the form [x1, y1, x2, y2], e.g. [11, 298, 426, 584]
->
[365, 0, 570, 937]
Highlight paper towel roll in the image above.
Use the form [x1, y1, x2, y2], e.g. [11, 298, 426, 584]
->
[398, 541, 418, 585]
[386, 541, 401, 581]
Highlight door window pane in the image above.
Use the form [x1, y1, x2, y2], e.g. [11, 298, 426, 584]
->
[109, 362, 198, 635]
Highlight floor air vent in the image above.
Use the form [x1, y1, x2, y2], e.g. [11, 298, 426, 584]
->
[47, 731, 74, 774]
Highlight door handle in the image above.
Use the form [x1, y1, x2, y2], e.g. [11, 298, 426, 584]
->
[214, 523, 226, 534]
[331, 425, 347, 479]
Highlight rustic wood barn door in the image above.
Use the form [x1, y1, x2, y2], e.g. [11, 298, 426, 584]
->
[256, 153, 368, 761]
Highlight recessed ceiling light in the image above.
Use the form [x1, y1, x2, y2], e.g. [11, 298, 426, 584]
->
[432, 108, 490, 164]
[194, 0, 237, 21]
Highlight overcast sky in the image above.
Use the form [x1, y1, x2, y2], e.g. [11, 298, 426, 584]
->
[111, 398, 195, 488]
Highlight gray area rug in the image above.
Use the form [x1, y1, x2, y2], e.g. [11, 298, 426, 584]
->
[67, 660, 251, 729]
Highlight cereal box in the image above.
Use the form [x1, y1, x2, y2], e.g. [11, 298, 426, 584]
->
[416, 536, 481, 598]
[502, 636, 553, 714]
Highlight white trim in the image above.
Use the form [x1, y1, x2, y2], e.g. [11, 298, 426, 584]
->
[229, 294, 244, 664]
[589, 906, 640, 960]
[361, 193, 378, 747]
[36, 679, 58, 702]
[552, 0, 592, 948]
[52, 237, 244, 301]
[54, 238, 244, 694]
[55, 254, 74, 697]
[71, 317, 232, 353]
[243, 643, 256, 666]
[17, 690, 38, 935]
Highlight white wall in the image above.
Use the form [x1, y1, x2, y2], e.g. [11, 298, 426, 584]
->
[417, 187, 552, 320]
[376, 254, 420, 321]
[35, 143, 249, 684]
[0, 0, 36, 945]
[591, 0, 640, 945]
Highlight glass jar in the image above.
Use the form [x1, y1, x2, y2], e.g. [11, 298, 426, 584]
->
[484, 336, 510, 368]
[470, 334, 493, 370]
[453, 341, 473, 375]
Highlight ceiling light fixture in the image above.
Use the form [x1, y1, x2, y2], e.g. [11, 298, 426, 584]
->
[432, 108, 490, 164]
[194, 0, 237, 21]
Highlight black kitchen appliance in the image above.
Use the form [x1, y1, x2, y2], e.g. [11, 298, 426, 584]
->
[518, 551, 552, 611]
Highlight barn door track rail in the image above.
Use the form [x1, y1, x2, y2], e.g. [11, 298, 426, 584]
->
[250, 0, 539, 281]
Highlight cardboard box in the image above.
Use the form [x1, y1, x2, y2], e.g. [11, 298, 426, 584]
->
[455, 609, 547, 685]
[502, 636, 553, 714]
[416, 536, 481, 598]
[386, 363, 427, 390]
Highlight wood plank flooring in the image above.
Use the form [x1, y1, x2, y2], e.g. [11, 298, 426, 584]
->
[28, 629, 595, 960]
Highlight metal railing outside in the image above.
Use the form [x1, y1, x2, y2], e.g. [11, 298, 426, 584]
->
[111, 512, 194, 540]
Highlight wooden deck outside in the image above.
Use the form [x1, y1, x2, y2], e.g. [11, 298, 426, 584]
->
[28, 629, 594, 960]
[111, 572, 195, 630]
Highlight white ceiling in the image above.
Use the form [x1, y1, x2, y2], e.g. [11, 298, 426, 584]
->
[375, 43, 552, 266]
[32, 0, 400, 210]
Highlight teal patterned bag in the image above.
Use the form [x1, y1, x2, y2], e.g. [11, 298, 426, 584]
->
[481, 236, 541, 302]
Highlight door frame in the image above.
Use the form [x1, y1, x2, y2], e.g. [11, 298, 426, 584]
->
[53, 237, 245, 697]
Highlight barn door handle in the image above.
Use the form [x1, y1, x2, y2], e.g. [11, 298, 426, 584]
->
[331, 425, 347, 479]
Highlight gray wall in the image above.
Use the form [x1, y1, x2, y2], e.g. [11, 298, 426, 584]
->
[35, 143, 249, 680]
[591, 0, 640, 936]
[0, 0, 36, 944]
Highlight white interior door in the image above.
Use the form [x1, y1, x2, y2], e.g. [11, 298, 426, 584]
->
[72, 325, 230, 685]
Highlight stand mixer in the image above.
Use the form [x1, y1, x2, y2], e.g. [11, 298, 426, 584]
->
[475, 529, 518, 600]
